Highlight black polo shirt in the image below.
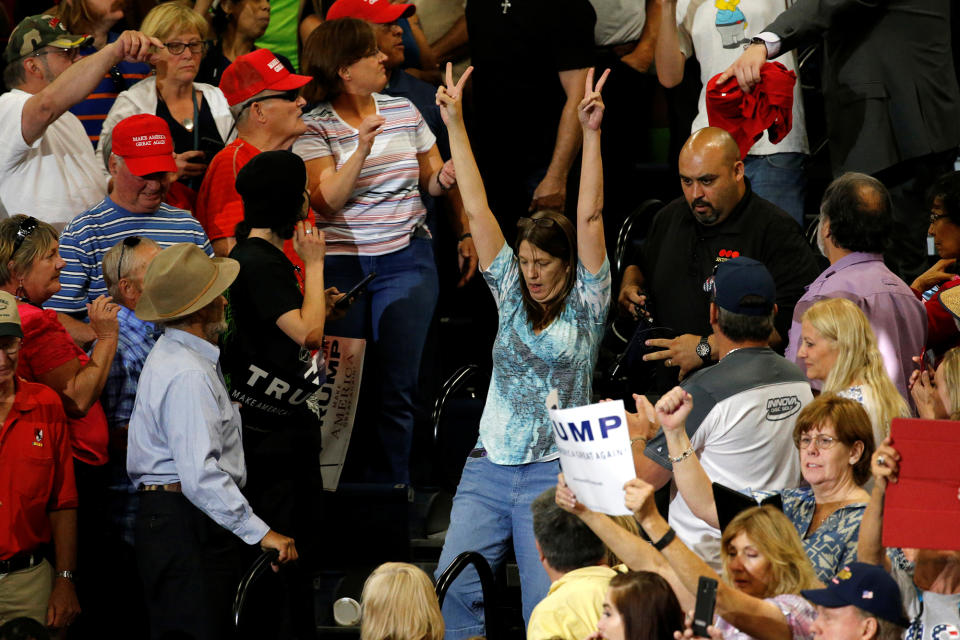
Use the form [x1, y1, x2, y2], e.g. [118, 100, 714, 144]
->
[633, 184, 820, 347]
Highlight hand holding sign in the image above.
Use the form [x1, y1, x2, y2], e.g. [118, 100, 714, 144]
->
[551, 400, 636, 515]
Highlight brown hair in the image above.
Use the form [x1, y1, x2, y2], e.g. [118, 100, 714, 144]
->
[55, 0, 97, 34]
[608, 571, 684, 640]
[720, 506, 822, 597]
[360, 562, 444, 640]
[792, 393, 876, 486]
[514, 210, 577, 331]
[0, 215, 59, 287]
[301, 17, 378, 103]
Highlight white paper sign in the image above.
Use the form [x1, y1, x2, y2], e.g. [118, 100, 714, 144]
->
[550, 400, 635, 516]
[313, 336, 366, 491]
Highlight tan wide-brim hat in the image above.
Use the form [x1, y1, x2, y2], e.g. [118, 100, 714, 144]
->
[136, 243, 239, 323]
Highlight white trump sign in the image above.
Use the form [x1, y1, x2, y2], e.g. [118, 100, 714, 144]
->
[550, 400, 635, 516]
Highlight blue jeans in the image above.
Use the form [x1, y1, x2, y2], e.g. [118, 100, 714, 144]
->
[744, 152, 807, 227]
[435, 455, 559, 640]
[323, 237, 439, 484]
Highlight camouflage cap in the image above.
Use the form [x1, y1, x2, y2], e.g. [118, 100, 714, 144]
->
[4, 14, 92, 64]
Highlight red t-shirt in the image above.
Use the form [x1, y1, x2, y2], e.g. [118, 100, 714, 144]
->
[16, 303, 109, 466]
[194, 138, 314, 270]
[0, 378, 79, 559]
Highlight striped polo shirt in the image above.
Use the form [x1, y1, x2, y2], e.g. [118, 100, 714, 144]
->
[293, 93, 436, 256]
[46, 197, 213, 315]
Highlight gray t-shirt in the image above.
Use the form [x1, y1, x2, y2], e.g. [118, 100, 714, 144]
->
[891, 555, 960, 640]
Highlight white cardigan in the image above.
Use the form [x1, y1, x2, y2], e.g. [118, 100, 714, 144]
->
[95, 75, 236, 174]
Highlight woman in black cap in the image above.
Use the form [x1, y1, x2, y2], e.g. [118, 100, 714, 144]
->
[223, 149, 331, 637]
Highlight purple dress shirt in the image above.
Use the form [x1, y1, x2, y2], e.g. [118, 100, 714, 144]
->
[786, 252, 927, 402]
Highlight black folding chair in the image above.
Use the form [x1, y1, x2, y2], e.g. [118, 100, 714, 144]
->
[233, 549, 279, 629]
[435, 551, 498, 639]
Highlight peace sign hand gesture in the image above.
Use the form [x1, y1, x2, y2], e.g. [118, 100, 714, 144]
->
[436, 62, 473, 126]
[578, 67, 610, 132]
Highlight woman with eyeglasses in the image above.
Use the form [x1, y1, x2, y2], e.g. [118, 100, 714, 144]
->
[429, 61, 611, 636]
[96, 2, 234, 199]
[622, 388, 873, 584]
[292, 18, 459, 486]
[54, 0, 152, 147]
[797, 297, 909, 446]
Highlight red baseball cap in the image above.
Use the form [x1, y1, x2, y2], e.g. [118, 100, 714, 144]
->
[326, 0, 415, 23]
[111, 114, 178, 176]
[220, 48, 312, 107]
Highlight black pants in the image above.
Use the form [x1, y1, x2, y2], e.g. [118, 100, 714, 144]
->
[136, 491, 245, 640]
[239, 425, 320, 639]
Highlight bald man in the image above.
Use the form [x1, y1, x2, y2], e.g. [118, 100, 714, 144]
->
[618, 127, 820, 388]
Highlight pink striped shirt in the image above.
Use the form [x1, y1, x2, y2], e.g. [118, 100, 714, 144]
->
[293, 94, 436, 256]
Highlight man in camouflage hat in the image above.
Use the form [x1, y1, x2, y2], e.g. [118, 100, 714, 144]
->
[0, 16, 160, 230]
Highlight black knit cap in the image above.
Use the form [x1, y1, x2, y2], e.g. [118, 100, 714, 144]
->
[235, 150, 307, 229]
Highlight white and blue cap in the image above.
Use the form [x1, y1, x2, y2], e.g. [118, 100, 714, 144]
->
[802, 562, 910, 627]
[710, 256, 776, 316]
[0, 291, 23, 338]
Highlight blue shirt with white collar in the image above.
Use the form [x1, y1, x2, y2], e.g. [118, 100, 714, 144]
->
[127, 328, 269, 545]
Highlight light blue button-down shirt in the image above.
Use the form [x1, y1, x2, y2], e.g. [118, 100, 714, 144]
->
[127, 328, 269, 545]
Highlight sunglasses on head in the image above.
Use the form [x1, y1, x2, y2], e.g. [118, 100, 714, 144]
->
[117, 236, 142, 283]
[516, 216, 558, 230]
[239, 89, 301, 113]
[12, 217, 39, 255]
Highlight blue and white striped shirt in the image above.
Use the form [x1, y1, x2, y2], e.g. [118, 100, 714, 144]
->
[46, 197, 213, 315]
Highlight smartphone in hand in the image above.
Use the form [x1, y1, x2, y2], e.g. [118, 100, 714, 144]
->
[693, 576, 718, 637]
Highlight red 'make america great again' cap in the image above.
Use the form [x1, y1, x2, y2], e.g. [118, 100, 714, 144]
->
[110, 114, 178, 176]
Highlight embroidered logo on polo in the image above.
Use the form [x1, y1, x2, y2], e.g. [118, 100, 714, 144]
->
[765, 395, 801, 421]
[33, 427, 44, 447]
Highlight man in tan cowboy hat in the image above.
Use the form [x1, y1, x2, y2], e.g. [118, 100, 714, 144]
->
[0, 15, 160, 229]
[126, 243, 297, 640]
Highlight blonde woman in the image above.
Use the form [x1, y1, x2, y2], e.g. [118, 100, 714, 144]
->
[909, 345, 960, 420]
[361, 563, 444, 640]
[557, 481, 821, 640]
[97, 1, 235, 189]
[797, 297, 909, 444]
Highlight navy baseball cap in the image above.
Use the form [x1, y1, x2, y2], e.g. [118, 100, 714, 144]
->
[710, 256, 775, 316]
[801, 562, 909, 627]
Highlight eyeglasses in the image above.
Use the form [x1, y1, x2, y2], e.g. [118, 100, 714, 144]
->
[163, 40, 208, 55]
[33, 47, 79, 62]
[117, 236, 142, 283]
[12, 217, 39, 255]
[930, 212, 950, 225]
[797, 434, 838, 450]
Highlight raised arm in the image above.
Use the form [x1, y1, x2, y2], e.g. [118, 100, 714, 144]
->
[626, 478, 795, 640]
[556, 474, 695, 611]
[644, 387, 720, 528]
[436, 64, 505, 269]
[22, 31, 160, 146]
[654, 0, 687, 88]
[275, 221, 327, 349]
[857, 438, 898, 571]
[305, 114, 385, 217]
[576, 68, 609, 275]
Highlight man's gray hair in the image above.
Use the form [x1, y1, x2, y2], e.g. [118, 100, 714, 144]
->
[3, 59, 27, 89]
[854, 607, 905, 640]
[716, 303, 775, 343]
[102, 237, 161, 301]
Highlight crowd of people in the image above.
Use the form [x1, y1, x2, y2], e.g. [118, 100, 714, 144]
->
[0, 0, 959, 639]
